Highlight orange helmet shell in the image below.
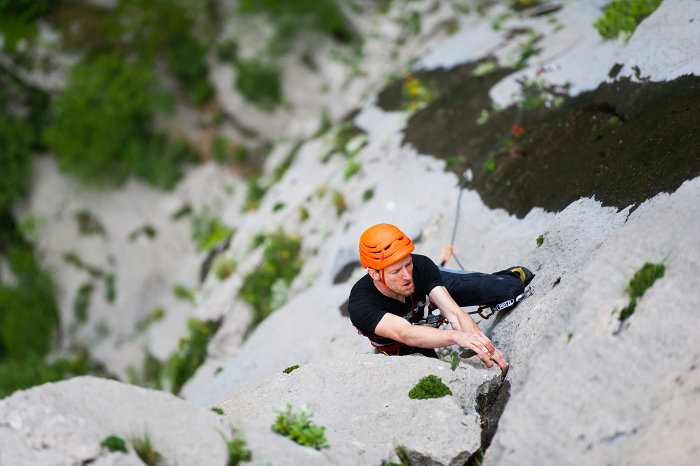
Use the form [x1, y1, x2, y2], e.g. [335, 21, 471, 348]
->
[359, 223, 414, 270]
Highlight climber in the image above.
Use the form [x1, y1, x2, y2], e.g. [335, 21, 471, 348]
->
[348, 223, 533, 377]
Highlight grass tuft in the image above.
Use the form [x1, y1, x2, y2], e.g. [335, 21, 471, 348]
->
[131, 432, 162, 466]
[219, 426, 252, 465]
[619, 261, 665, 321]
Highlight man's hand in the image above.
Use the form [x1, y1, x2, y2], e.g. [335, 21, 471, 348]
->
[453, 330, 509, 378]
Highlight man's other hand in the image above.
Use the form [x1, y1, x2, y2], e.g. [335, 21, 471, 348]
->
[455, 330, 509, 378]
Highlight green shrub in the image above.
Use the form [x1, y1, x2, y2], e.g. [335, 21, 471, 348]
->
[332, 190, 347, 217]
[127, 350, 164, 390]
[439, 352, 460, 371]
[191, 207, 233, 252]
[272, 404, 329, 450]
[0, 353, 91, 399]
[220, 426, 252, 465]
[593, 0, 663, 41]
[165, 318, 220, 395]
[211, 255, 237, 280]
[239, 231, 303, 325]
[283, 365, 299, 374]
[619, 261, 665, 320]
[211, 407, 224, 415]
[239, 0, 355, 44]
[172, 285, 195, 303]
[101, 435, 128, 454]
[131, 432, 162, 466]
[536, 235, 544, 247]
[363, 188, 374, 202]
[166, 34, 214, 106]
[44, 53, 189, 190]
[243, 179, 268, 212]
[343, 159, 362, 180]
[0, 247, 59, 360]
[75, 210, 105, 235]
[381, 445, 412, 466]
[135, 307, 166, 333]
[408, 375, 452, 399]
[0, 112, 33, 209]
[234, 59, 282, 110]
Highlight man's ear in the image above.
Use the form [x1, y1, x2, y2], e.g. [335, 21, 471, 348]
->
[367, 268, 381, 281]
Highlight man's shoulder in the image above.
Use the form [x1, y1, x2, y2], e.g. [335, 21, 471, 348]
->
[411, 253, 436, 266]
[349, 273, 375, 298]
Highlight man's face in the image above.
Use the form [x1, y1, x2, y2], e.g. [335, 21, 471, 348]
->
[373, 255, 414, 297]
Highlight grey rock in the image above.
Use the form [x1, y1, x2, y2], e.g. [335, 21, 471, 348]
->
[0, 376, 335, 466]
[485, 177, 700, 465]
[217, 353, 504, 466]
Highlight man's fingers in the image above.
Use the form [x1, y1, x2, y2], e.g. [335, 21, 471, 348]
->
[492, 350, 509, 378]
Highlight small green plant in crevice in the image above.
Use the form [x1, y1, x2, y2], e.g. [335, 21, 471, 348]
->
[128, 224, 157, 241]
[380, 445, 412, 466]
[135, 307, 166, 333]
[130, 432, 163, 466]
[127, 351, 164, 390]
[514, 30, 542, 69]
[344, 159, 362, 180]
[219, 425, 252, 466]
[536, 235, 544, 247]
[101, 435, 128, 454]
[273, 140, 304, 182]
[618, 260, 666, 321]
[283, 364, 299, 374]
[273, 202, 285, 212]
[593, 0, 663, 42]
[73, 282, 95, 324]
[172, 284, 195, 303]
[271, 404, 329, 450]
[439, 352, 460, 371]
[239, 231, 303, 325]
[211, 255, 237, 281]
[171, 204, 192, 221]
[191, 207, 233, 253]
[363, 188, 375, 202]
[211, 407, 224, 415]
[165, 318, 220, 395]
[322, 121, 367, 162]
[299, 206, 310, 222]
[408, 375, 452, 399]
[332, 190, 347, 217]
[243, 179, 268, 212]
[75, 210, 105, 235]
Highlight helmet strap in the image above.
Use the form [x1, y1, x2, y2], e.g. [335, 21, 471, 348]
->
[380, 268, 390, 290]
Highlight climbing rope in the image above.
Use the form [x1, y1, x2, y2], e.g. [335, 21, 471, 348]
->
[441, 70, 545, 269]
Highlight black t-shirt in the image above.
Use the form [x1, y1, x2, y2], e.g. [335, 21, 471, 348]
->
[348, 254, 443, 349]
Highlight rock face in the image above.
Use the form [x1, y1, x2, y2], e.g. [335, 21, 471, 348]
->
[0, 376, 334, 466]
[484, 178, 700, 465]
[217, 353, 504, 466]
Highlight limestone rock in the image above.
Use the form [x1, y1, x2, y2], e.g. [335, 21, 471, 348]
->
[217, 353, 504, 466]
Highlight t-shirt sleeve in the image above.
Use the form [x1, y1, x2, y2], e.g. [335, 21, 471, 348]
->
[348, 277, 386, 336]
[413, 254, 443, 293]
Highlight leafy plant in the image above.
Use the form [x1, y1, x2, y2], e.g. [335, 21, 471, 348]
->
[363, 188, 374, 202]
[131, 432, 163, 466]
[408, 375, 452, 399]
[135, 307, 166, 333]
[172, 285, 195, 303]
[439, 352, 460, 371]
[164, 318, 220, 395]
[234, 59, 282, 111]
[536, 235, 544, 247]
[73, 282, 95, 323]
[283, 365, 299, 374]
[211, 407, 224, 415]
[220, 426, 252, 466]
[101, 435, 128, 454]
[593, 0, 663, 41]
[619, 261, 666, 321]
[271, 404, 329, 450]
[332, 190, 347, 217]
[243, 179, 268, 212]
[44, 53, 187, 190]
[239, 231, 303, 325]
[344, 159, 362, 180]
[211, 255, 237, 281]
[75, 210, 105, 235]
[381, 445, 412, 466]
[0, 353, 91, 400]
[191, 207, 233, 252]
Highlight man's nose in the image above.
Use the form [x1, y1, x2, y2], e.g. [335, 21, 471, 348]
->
[400, 268, 412, 281]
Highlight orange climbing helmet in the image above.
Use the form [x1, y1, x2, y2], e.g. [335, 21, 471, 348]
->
[359, 223, 414, 270]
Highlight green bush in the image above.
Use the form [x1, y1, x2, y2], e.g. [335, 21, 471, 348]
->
[239, 0, 355, 44]
[166, 35, 214, 106]
[234, 59, 282, 110]
[165, 318, 220, 395]
[593, 0, 663, 41]
[73, 282, 95, 323]
[101, 435, 128, 454]
[0, 353, 91, 399]
[211, 407, 224, 415]
[220, 426, 252, 466]
[343, 159, 362, 180]
[0, 113, 33, 209]
[408, 375, 452, 399]
[536, 235, 544, 247]
[44, 53, 192, 190]
[239, 231, 303, 325]
[0, 247, 59, 360]
[243, 179, 268, 212]
[272, 403, 329, 450]
[283, 364, 299, 374]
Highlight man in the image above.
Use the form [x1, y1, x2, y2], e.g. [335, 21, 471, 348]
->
[349, 223, 532, 377]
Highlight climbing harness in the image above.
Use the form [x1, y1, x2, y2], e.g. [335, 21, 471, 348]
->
[470, 285, 536, 320]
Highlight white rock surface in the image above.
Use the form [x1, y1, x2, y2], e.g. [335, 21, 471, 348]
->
[0, 376, 334, 466]
[218, 353, 503, 466]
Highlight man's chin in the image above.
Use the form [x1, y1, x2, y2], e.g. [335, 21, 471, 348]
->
[394, 285, 415, 297]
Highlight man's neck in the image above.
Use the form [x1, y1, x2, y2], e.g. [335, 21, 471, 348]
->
[373, 279, 406, 303]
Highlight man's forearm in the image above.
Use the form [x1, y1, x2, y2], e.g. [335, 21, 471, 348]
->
[396, 324, 466, 349]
